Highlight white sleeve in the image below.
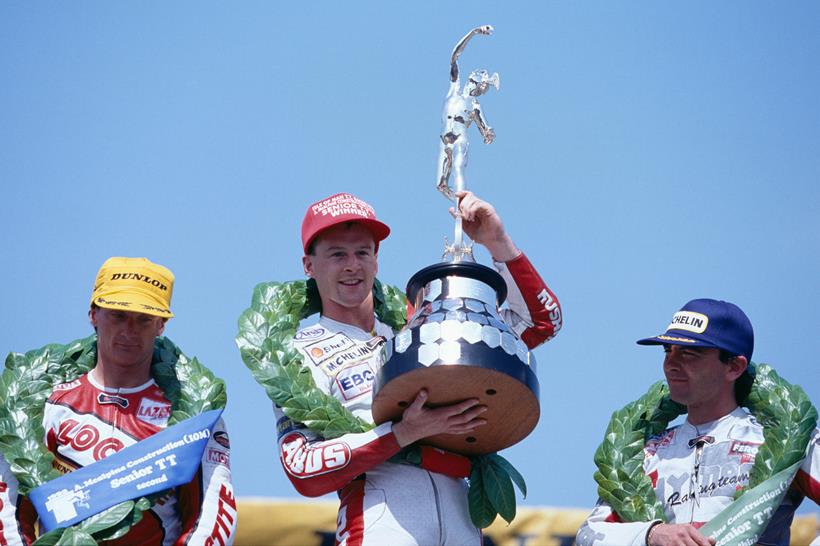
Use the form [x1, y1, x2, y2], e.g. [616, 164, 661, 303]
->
[0, 453, 29, 546]
[174, 417, 237, 546]
[576, 500, 658, 546]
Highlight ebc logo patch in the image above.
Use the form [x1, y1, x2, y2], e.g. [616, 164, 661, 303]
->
[294, 326, 327, 341]
[280, 431, 351, 478]
[137, 398, 172, 426]
[335, 363, 375, 401]
[303, 333, 356, 366]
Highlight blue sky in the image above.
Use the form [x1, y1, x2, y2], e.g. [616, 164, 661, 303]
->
[2, 2, 818, 517]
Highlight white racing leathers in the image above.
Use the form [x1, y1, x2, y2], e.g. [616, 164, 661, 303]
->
[275, 253, 562, 546]
[577, 407, 820, 546]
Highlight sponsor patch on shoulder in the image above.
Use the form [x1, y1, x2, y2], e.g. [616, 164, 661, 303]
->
[207, 447, 231, 468]
[277, 416, 304, 439]
[53, 379, 82, 392]
[646, 429, 676, 455]
[137, 397, 172, 426]
[213, 430, 230, 448]
[335, 363, 375, 401]
[294, 326, 327, 341]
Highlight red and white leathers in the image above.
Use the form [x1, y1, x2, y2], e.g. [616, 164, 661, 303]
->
[576, 407, 820, 546]
[0, 372, 237, 546]
[275, 253, 561, 546]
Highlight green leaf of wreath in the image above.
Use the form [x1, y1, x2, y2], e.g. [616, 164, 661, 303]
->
[1, 335, 226, 545]
[468, 461, 497, 529]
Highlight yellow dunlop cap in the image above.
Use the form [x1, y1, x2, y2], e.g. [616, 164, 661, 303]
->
[90, 257, 174, 318]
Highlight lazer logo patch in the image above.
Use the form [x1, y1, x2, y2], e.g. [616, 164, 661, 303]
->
[136, 398, 171, 426]
[97, 393, 129, 408]
[668, 311, 709, 334]
[280, 432, 351, 478]
[335, 363, 375, 401]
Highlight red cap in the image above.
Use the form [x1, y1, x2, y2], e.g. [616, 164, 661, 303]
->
[301, 193, 391, 253]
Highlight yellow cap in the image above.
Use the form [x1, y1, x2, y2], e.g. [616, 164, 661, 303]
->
[90, 257, 174, 318]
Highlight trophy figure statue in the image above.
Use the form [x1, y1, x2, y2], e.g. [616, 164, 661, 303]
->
[436, 24, 499, 262]
[372, 26, 540, 456]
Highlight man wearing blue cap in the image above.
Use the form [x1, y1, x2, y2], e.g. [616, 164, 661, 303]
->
[576, 299, 819, 546]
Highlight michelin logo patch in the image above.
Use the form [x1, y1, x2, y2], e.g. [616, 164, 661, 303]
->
[335, 363, 375, 401]
[667, 311, 709, 334]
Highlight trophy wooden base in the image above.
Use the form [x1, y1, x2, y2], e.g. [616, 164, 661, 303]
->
[372, 364, 539, 456]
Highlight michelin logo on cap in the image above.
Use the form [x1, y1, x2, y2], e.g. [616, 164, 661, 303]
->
[667, 311, 709, 334]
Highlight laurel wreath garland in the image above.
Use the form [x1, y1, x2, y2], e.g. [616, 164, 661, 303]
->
[593, 364, 818, 523]
[0, 335, 227, 546]
[236, 278, 527, 528]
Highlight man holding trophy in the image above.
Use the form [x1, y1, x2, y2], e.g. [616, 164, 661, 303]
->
[235, 25, 561, 545]
[270, 190, 561, 545]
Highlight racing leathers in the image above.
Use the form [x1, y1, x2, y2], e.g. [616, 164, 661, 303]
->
[0, 372, 237, 546]
[576, 407, 820, 546]
[275, 253, 562, 546]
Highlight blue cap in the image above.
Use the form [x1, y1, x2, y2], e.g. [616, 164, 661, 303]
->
[637, 298, 754, 361]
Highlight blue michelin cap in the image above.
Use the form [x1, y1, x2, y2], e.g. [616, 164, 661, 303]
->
[637, 298, 754, 361]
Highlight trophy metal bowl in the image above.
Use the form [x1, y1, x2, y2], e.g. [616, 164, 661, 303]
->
[371, 262, 539, 455]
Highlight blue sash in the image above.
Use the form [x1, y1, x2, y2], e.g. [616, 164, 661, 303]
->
[29, 409, 223, 532]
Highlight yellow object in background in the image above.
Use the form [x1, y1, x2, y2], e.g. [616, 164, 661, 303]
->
[234, 499, 819, 546]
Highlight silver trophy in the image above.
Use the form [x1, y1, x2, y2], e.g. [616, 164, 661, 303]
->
[372, 27, 539, 456]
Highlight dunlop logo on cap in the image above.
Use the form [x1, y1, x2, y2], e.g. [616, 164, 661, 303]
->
[667, 311, 708, 334]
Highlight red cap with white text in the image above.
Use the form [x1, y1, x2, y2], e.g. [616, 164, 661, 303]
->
[301, 193, 391, 254]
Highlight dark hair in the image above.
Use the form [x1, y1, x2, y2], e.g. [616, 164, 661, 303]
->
[719, 350, 754, 405]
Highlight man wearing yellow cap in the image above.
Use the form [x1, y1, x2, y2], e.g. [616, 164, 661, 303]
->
[0, 257, 237, 545]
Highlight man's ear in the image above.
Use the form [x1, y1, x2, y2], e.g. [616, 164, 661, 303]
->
[302, 255, 314, 278]
[726, 355, 748, 382]
[89, 307, 98, 328]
